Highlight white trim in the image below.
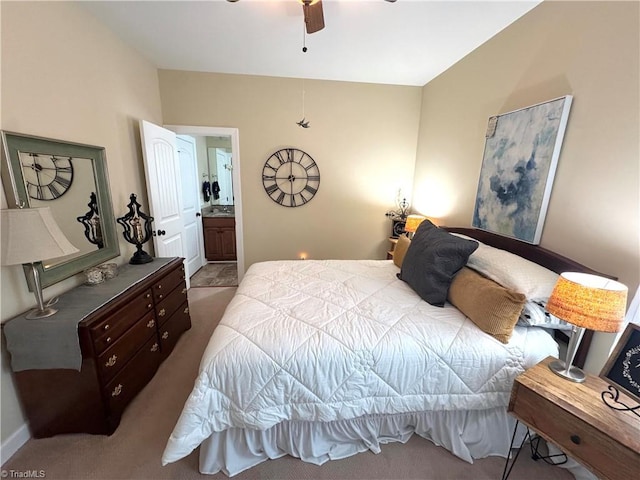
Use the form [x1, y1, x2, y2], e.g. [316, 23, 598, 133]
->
[164, 126, 245, 283]
[1, 422, 30, 464]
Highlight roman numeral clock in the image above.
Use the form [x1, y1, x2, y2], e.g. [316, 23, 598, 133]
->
[262, 148, 320, 207]
[21, 153, 74, 201]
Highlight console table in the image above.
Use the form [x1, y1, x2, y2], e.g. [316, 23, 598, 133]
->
[3, 257, 191, 438]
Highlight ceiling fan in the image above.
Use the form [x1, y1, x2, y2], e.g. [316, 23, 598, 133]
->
[227, 0, 397, 35]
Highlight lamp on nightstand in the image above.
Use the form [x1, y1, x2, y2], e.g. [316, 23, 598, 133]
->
[545, 272, 628, 382]
[404, 214, 426, 239]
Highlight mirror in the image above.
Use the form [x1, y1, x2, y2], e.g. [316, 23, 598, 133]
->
[1, 131, 119, 289]
[206, 137, 234, 206]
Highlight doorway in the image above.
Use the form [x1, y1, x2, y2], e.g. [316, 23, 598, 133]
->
[165, 125, 244, 284]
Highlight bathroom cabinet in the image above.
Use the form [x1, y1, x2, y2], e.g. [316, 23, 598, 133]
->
[203, 216, 236, 261]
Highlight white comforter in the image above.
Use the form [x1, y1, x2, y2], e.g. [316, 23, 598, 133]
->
[162, 260, 557, 464]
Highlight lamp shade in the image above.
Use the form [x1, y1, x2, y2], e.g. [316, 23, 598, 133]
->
[1, 207, 79, 266]
[546, 272, 628, 333]
[404, 215, 426, 233]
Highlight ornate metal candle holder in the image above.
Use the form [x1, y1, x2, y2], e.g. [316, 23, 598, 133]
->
[76, 192, 104, 249]
[116, 193, 154, 264]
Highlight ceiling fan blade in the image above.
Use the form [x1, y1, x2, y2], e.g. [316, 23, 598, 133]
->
[303, 1, 325, 34]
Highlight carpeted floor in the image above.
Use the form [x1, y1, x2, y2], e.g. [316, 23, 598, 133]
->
[2, 287, 573, 480]
[190, 263, 238, 287]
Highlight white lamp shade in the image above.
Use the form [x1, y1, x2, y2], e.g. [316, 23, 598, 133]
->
[1, 207, 79, 266]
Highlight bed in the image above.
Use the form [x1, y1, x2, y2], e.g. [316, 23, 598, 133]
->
[161, 224, 609, 476]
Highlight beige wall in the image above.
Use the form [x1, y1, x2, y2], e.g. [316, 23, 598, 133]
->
[158, 71, 422, 268]
[413, 0, 639, 373]
[1, 1, 163, 445]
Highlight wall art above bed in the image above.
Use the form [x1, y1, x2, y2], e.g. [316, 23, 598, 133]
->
[472, 95, 573, 244]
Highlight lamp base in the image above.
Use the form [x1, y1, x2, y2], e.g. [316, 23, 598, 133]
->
[549, 359, 586, 383]
[25, 307, 58, 320]
[130, 246, 153, 265]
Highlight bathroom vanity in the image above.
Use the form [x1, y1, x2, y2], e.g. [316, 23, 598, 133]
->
[203, 209, 236, 261]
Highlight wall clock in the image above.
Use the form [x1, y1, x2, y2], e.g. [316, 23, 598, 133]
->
[262, 148, 320, 207]
[21, 153, 74, 201]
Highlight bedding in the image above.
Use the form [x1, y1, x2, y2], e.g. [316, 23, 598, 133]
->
[162, 259, 558, 475]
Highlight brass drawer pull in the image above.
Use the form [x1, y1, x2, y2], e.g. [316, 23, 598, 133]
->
[147, 303, 152, 309]
[158, 294, 163, 300]
[105, 355, 117, 367]
[111, 384, 122, 397]
[147, 319, 155, 328]
[157, 284, 163, 290]
[145, 293, 151, 299]
[183, 307, 189, 314]
[151, 342, 159, 352]
[162, 331, 169, 340]
[103, 324, 110, 331]
[181, 288, 187, 295]
[106, 336, 112, 344]
[158, 308, 166, 317]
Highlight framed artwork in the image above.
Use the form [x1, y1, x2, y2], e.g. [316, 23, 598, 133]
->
[600, 323, 640, 405]
[472, 96, 573, 244]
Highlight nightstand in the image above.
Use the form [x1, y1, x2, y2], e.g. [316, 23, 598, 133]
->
[504, 356, 640, 480]
[386, 237, 398, 260]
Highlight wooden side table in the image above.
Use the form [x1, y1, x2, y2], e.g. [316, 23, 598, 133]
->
[504, 356, 640, 480]
[386, 237, 398, 260]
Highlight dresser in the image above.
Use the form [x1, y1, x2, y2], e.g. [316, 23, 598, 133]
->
[4, 257, 191, 438]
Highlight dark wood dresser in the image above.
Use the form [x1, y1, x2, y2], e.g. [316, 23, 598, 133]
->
[4, 257, 191, 438]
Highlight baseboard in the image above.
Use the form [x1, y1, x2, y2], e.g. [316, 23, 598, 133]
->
[1, 423, 30, 465]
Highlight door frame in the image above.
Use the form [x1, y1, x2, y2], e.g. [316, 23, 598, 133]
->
[164, 125, 245, 283]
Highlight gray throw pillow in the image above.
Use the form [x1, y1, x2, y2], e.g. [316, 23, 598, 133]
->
[399, 220, 479, 307]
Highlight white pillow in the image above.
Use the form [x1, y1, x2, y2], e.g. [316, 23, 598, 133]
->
[465, 241, 559, 299]
[517, 299, 572, 330]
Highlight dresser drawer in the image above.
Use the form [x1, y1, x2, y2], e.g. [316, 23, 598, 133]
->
[90, 289, 154, 353]
[104, 336, 160, 417]
[510, 381, 638, 480]
[152, 264, 186, 304]
[97, 311, 158, 383]
[159, 302, 191, 361]
[155, 282, 188, 327]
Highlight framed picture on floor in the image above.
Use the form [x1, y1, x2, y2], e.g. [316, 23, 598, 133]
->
[472, 96, 573, 244]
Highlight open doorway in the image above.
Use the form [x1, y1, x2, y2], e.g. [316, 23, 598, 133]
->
[165, 125, 244, 285]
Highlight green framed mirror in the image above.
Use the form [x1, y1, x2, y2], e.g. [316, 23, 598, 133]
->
[1, 131, 119, 289]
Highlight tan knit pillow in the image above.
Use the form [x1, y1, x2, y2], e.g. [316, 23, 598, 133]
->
[393, 235, 411, 268]
[448, 267, 526, 344]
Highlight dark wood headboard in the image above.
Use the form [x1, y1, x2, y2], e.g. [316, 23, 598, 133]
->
[444, 227, 617, 368]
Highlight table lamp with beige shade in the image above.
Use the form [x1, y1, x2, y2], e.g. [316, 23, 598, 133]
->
[546, 272, 628, 382]
[1, 207, 79, 319]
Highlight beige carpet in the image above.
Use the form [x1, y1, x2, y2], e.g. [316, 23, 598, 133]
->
[190, 263, 238, 287]
[2, 287, 572, 480]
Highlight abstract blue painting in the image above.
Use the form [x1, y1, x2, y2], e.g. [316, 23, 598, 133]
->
[472, 96, 572, 244]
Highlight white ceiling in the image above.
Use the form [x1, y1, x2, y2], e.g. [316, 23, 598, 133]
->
[80, 0, 541, 87]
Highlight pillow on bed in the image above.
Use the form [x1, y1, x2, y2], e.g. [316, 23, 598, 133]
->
[517, 299, 572, 330]
[393, 235, 411, 268]
[465, 242, 559, 299]
[448, 267, 527, 343]
[399, 220, 478, 307]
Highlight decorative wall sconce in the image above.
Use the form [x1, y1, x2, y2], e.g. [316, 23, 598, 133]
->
[76, 192, 103, 249]
[116, 193, 154, 265]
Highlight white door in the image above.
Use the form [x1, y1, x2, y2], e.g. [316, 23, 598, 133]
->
[177, 135, 206, 276]
[215, 149, 233, 204]
[139, 120, 190, 286]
